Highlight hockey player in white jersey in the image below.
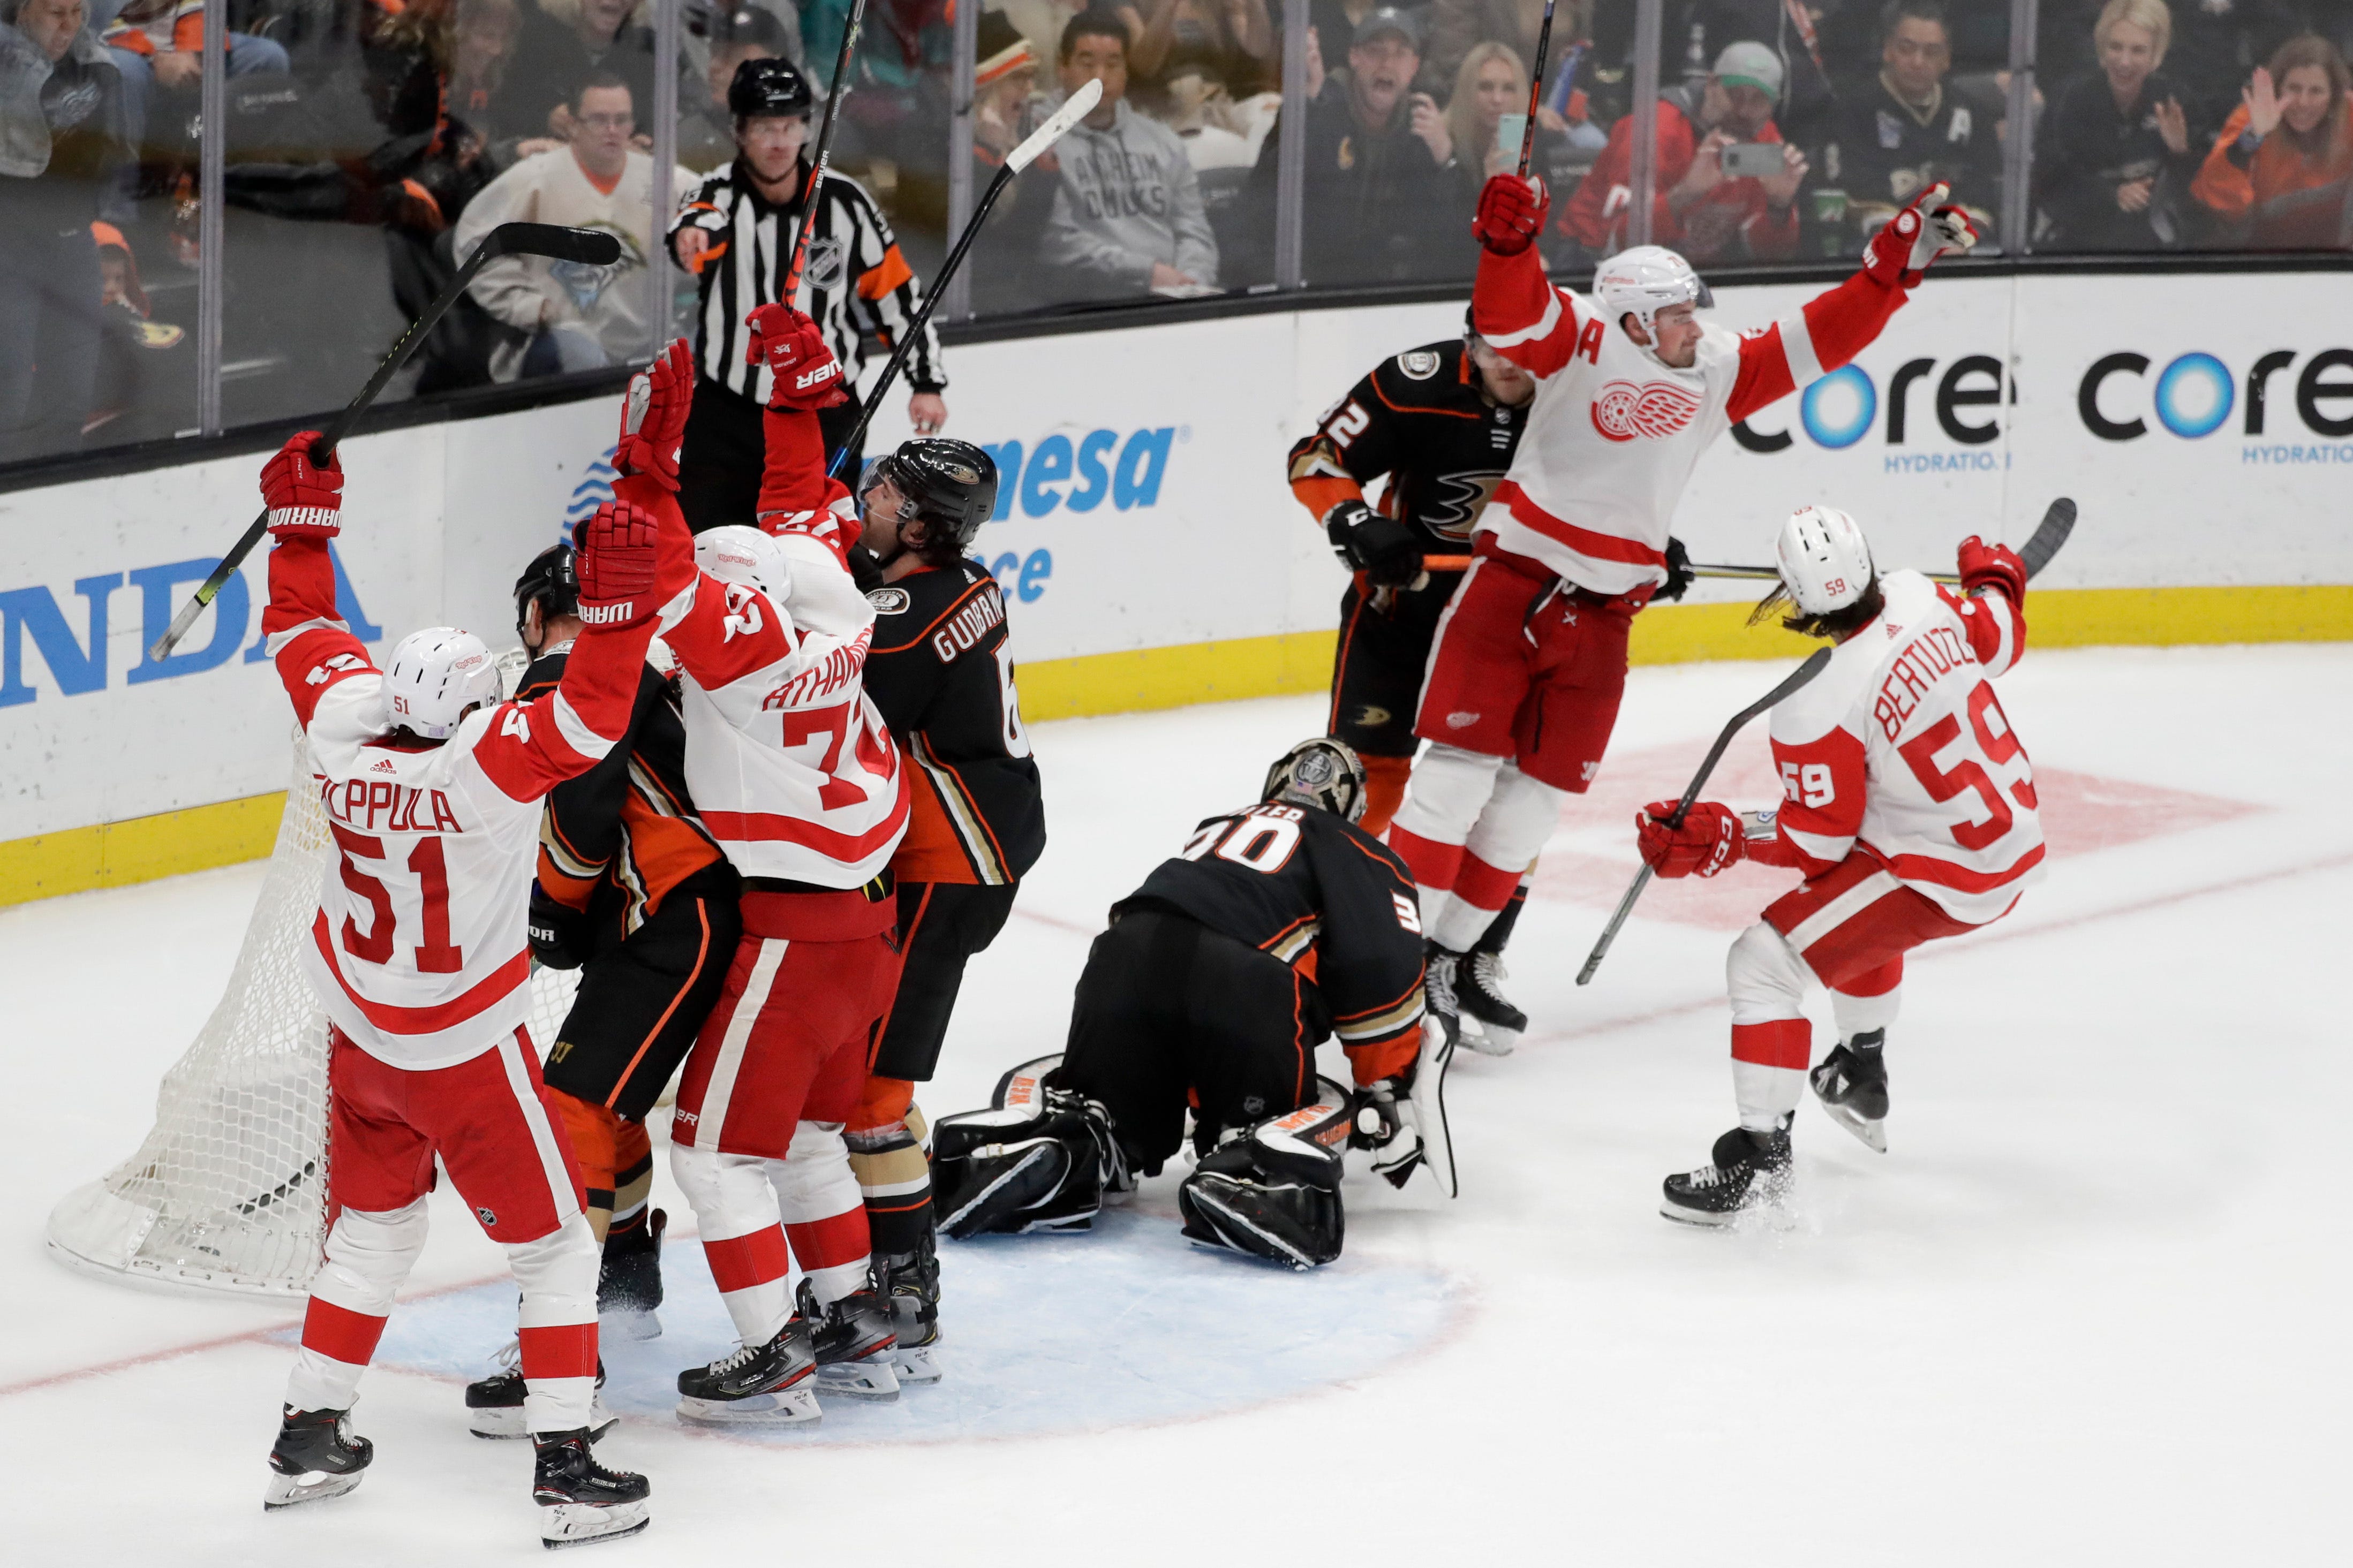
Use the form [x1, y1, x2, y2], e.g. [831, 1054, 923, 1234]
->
[1636, 507, 2040, 1223]
[254, 427, 676, 1547]
[603, 334, 911, 1423]
[1387, 171, 1980, 1040]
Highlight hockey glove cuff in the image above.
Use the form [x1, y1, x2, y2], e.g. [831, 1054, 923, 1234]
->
[261, 432, 343, 538]
[746, 302, 848, 413]
[1472, 173, 1549, 256]
[614, 339, 693, 491]
[1860, 182, 1976, 289]
[527, 884, 591, 970]
[1657, 536, 1696, 602]
[575, 500, 663, 628]
[1956, 534, 2026, 603]
[1324, 500, 1422, 588]
[1636, 799, 1745, 879]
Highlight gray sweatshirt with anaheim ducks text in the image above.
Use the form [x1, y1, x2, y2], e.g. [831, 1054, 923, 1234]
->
[1041, 98, 1219, 297]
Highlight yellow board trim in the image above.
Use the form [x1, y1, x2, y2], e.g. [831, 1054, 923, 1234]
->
[5, 584, 2348, 908]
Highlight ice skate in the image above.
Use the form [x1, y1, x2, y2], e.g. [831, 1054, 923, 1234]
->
[874, 1239, 944, 1385]
[1661, 1122, 1792, 1226]
[532, 1427, 650, 1549]
[801, 1277, 900, 1401]
[1455, 949, 1525, 1056]
[674, 1320, 820, 1426]
[1422, 941, 1464, 1049]
[262, 1405, 372, 1510]
[466, 1343, 617, 1440]
[597, 1207, 666, 1342]
[1811, 1033, 1889, 1153]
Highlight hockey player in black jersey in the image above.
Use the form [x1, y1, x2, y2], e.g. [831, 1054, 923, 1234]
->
[930, 740, 1449, 1270]
[461, 543, 743, 1437]
[807, 435, 1042, 1378]
[1288, 319, 1538, 1056]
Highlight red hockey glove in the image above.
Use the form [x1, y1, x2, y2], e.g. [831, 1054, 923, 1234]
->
[614, 338, 694, 491]
[574, 499, 662, 630]
[1472, 173, 1549, 257]
[1636, 799, 1745, 879]
[745, 302, 847, 412]
[1956, 535, 2026, 603]
[261, 431, 343, 539]
[1859, 181, 1978, 289]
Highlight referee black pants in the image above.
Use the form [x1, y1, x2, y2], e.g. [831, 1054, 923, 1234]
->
[677, 375, 872, 533]
[1057, 907, 1322, 1177]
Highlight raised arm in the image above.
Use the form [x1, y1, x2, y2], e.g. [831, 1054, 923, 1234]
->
[1468, 176, 1590, 377]
[258, 435, 376, 732]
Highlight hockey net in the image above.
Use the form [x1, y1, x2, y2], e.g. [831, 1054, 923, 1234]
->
[44, 733, 582, 1298]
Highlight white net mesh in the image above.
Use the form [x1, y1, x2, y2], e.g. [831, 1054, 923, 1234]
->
[46, 734, 583, 1298]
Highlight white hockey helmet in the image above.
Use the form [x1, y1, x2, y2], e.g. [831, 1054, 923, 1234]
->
[1595, 245, 1713, 344]
[381, 627, 501, 739]
[1774, 505, 1876, 616]
[694, 524, 792, 601]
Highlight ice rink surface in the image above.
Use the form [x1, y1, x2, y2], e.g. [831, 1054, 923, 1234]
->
[5, 646, 2345, 1565]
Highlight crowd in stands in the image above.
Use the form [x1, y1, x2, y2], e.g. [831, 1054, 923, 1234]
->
[4, 0, 2349, 463]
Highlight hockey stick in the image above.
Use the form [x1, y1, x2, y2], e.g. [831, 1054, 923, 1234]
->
[1516, 0, 1558, 179]
[1575, 647, 1834, 986]
[824, 78, 1104, 479]
[1405, 1012, 1459, 1199]
[1684, 497, 2080, 589]
[780, 0, 872, 309]
[147, 222, 623, 662]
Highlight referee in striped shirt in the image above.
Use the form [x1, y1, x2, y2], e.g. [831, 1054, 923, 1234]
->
[668, 56, 948, 532]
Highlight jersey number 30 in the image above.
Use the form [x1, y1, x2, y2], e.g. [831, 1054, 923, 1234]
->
[1180, 809, 1302, 873]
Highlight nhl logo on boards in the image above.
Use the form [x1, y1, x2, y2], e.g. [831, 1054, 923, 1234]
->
[868, 587, 911, 613]
[1399, 350, 1442, 380]
[1590, 380, 1703, 442]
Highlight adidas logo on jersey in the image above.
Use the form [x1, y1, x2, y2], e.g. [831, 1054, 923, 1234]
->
[370, 759, 397, 775]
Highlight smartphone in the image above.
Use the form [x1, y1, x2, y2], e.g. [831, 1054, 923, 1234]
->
[1497, 112, 1528, 164]
[1721, 141, 1786, 179]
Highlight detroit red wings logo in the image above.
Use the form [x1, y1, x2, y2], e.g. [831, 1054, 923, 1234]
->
[1589, 380, 1703, 442]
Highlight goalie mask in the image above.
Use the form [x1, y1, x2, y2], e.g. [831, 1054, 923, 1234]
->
[1262, 737, 1368, 823]
[1594, 245, 1712, 357]
[381, 627, 501, 740]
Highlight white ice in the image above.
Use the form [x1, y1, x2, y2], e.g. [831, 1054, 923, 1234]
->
[5, 646, 2345, 1564]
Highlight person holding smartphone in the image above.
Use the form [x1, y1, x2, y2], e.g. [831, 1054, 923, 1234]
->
[1559, 40, 1808, 264]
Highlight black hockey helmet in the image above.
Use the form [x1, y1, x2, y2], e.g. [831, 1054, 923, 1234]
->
[729, 55, 812, 122]
[864, 438, 999, 553]
[514, 543, 578, 645]
[1263, 737, 1368, 823]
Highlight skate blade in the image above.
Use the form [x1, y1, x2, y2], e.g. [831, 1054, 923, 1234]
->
[1818, 1100, 1888, 1153]
[1658, 1198, 1738, 1228]
[471, 1398, 617, 1442]
[598, 1306, 662, 1342]
[675, 1386, 823, 1426]
[263, 1466, 365, 1510]
[541, 1499, 650, 1550]
[1460, 1018, 1518, 1057]
[816, 1354, 901, 1402]
[892, 1342, 944, 1384]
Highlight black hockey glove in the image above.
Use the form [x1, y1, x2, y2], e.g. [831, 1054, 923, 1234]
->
[1657, 535, 1695, 603]
[1351, 1076, 1426, 1189]
[1324, 500, 1422, 589]
[527, 884, 591, 971]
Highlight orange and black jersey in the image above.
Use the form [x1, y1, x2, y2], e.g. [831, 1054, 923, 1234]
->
[518, 645, 725, 932]
[1115, 802, 1426, 1066]
[1287, 338, 1528, 554]
[862, 559, 1045, 887]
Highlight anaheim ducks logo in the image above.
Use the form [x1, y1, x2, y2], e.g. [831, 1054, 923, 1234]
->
[1589, 380, 1703, 442]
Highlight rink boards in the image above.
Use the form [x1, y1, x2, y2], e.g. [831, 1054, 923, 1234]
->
[2, 268, 2348, 900]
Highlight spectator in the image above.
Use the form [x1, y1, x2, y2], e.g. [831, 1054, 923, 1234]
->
[680, 4, 785, 170]
[2, 0, 125, 453]
[1560, 39, 1807, 264]
[1421, 0, 1585, 101]
[454, 73, 675, 380]
[1821, 0, 2001, 247]
[100, 0, 287, 161]
[1303, 0, 1374, 70]
[2190, 32, 2352, 249]
[371, 0, 534, 160]
[1161, 54, 1255, 168]
[508, 0, 659, 142]
[1441, 36, 1594, 206]
[1125, 0, 1277, 96]
[2036, 0, 2198, 250]
[1251, 7, 1464, 285]
[2168, 0, 2300, 140]
[967, 6, 1059, 312]
[1679, 0, 1841, 150]
[1042, 10, 1218, 299]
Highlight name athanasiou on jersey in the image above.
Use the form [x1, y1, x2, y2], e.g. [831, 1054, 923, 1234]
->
[1469, 241, 1910, 596]
[619, 473, 910, 888]
[263, 535, 652, 1068]
[1766, 570, 2043, 923]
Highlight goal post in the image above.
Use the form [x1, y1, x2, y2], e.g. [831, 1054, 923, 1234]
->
[46, 736, 583, 1298]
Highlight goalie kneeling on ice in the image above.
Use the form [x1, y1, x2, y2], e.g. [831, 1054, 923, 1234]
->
[932, 1057, 1352, 1270]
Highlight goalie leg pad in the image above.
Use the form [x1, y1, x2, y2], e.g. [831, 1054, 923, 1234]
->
[932, 1060, 1128, 1238]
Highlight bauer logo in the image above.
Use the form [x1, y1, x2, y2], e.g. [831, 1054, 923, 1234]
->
[976, 426, 1183, 522]
[2076, 348, 2353, 449]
